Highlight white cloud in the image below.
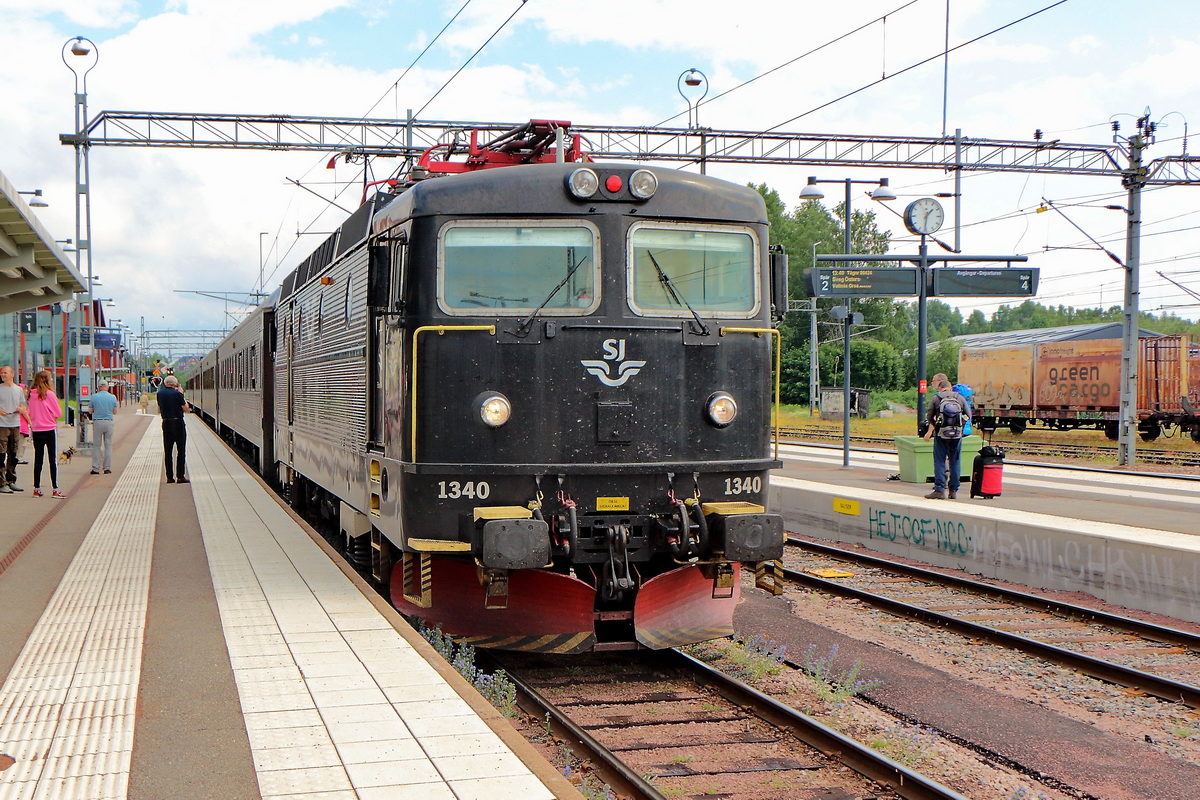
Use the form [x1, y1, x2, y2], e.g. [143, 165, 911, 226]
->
[2, 0, 1198, 329]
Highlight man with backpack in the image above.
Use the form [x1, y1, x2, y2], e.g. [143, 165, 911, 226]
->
[922, 377, 969, 499]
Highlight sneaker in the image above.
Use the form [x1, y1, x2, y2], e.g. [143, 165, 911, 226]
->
[0, 486, 11, 494]
[177, 477, 190, 484]
[90, 470, 100, 475]
[924, 490, 946, 499]
[166, 478, 175, 484]
[16, 459, 28, 465]
[949, 491, 958, 499]
[32, 489, 42, 497]
[103, 469, 112, 474]
[52, 490, 65, 499]
[9, 485, 22, 492]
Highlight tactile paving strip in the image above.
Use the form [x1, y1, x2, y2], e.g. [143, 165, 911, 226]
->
[188, 423, 555, 800]
[0, 423, 163, 800]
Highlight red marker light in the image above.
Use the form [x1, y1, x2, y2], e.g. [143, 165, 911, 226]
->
[605, 174, 623, 193]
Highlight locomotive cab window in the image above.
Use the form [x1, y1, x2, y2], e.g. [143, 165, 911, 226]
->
[438, 221, 600, 315]
[628, 224, 759, 318]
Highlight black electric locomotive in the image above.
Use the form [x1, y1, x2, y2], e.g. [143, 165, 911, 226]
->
[191, 122, 787, 654]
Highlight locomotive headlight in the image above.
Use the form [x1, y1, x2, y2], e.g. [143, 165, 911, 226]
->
[629, 169, 658, 199]
[478, 392, 512, 428]
[566, 168, 599, 199]
[706, 392, 738, 427]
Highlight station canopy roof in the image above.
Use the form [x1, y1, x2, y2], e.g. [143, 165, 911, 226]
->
[951, 322, 1164, 349]
[0, 169, 86, 316]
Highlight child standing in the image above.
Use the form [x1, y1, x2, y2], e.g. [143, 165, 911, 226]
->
[26, 370, 65, 498]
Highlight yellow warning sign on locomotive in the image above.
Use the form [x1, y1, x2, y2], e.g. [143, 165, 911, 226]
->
[833, 498, 860, 515]
[596, 496, 630, 512]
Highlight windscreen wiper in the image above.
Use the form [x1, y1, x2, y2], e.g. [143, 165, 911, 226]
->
[514, 253, 591, 337]
[647, 250, 710, 336]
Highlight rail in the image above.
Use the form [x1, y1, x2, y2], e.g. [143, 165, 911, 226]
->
[782, 539, 1200, 707]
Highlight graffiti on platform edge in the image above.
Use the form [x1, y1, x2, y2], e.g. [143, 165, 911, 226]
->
[867, 507, 971, 555]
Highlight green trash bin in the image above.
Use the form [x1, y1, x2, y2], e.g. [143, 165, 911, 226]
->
[895, 435, 933, 483]
[895, 435, 983, 483]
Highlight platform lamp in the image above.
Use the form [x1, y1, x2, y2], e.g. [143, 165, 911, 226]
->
[64, 34, 98, 447]
[19, 189, 49, 208]
[799, 176, 896, 467]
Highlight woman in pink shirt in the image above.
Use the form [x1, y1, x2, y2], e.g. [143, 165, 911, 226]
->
[26, 370, 64, 498]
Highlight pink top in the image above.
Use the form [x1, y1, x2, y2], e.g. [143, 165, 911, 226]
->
[27, 390, 61, 432]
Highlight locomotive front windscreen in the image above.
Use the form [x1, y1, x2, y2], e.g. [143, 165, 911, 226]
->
[629, 224, 759, 317]
[439, 221, 599, 314]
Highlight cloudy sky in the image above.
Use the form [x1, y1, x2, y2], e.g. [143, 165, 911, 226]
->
[3, 0, 1199, 345]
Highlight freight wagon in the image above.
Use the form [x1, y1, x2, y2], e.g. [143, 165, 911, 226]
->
[956, 326, 1200, 442]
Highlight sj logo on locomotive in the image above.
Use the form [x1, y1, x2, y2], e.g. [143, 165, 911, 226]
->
[581, 338, 647, 387]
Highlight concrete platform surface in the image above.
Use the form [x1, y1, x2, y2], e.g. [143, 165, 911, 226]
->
[0, 409, 582, 800]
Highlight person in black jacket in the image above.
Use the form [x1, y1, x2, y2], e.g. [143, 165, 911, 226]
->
[156, 375, 191, 484]
[922, 378, 969, 499]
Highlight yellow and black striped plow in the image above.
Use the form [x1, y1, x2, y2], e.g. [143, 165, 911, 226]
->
[459, 632, 597, 655]
[636, 624, 736, 650]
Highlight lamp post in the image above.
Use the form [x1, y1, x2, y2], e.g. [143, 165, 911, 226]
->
[18, 189, 49, 208]
[799, 176, 897, 467]
[677, 68, 709, 174]
[64, 35, 98, 447]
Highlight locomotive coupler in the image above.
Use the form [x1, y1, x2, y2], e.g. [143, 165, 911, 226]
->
[601, 524, 635, 601]
[480, 568, 510, 610]
[704, 561, 736, 600]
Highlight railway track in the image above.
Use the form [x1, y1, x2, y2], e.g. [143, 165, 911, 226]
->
[490, 649, 969, 800]
[783, 537, 1200, 708]
[775, 425, 1200, 469]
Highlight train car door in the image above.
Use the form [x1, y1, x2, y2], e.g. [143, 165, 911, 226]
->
[286, 302, 296, 464]
[369, 235, 406, 450]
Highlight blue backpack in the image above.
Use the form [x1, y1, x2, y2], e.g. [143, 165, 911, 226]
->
[953, 383, 974, 436]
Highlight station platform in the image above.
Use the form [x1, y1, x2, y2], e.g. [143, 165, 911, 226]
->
[0, 410, 582, 800]
[771, 442, 1200, 625]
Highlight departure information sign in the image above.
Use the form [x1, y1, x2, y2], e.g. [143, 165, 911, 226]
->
[803, 267, 920, 298]
[931, 267, 1039, 297]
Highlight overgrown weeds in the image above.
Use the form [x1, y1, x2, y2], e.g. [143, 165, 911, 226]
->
[801, 643, 882, 707]
[415, 619, 517, 717]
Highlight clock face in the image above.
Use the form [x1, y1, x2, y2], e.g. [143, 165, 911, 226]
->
[61, 299, 78, 313]
[904, 198, 944, 235]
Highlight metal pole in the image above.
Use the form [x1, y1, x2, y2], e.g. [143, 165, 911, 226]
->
[49, 307, 56, 394]
[1117, 133, 1145, 466]
[954, 129, 963, 253]
[810, 242, 822, 417]
[842, 179, 852, 467]
[916, 239, 930, 435]
[65, 38, 98, 448]
[810, 304, 818, 417]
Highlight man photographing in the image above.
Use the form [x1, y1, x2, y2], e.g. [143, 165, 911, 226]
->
[157, 375, 190, 484]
